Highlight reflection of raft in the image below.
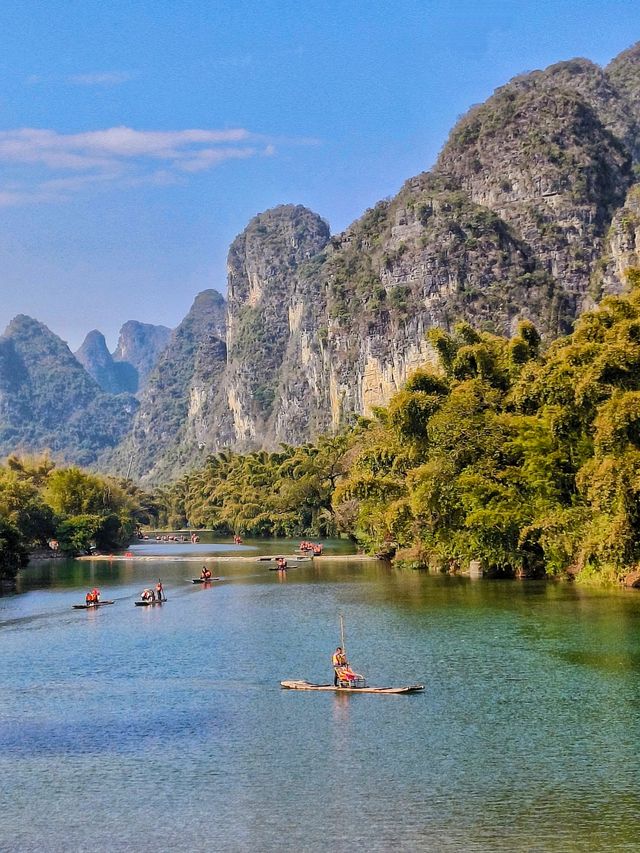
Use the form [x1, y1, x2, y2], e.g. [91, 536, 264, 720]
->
[72, 601, 115, 609]
[280, 680, 424, 694]
[191, 577, 221, 583]
[135, 600, 166, 606]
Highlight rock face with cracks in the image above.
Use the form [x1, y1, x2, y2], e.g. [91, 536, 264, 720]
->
[107, 41, 640, 483]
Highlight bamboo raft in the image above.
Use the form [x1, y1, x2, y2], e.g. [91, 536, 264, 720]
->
[134, 600, 166, 606]
[72, 601, 115, 610]
[280, 680, 424, 695]
[191, 577, 221, 583]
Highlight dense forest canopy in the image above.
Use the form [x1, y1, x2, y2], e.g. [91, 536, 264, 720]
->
[0, 455, 159, 583]
[164, 270, 640, 584]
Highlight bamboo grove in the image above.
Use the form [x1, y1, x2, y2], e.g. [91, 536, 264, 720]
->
[170, 270, 640, 583]
[5, 272, 640, 585]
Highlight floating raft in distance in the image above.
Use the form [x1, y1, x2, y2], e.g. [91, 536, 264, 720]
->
[280, 680, 424, 695]
[258, 555, 311, 565]
[135, 600, 166, 606]
[191, 577, 221, 583]
[72, 601, 115, 610]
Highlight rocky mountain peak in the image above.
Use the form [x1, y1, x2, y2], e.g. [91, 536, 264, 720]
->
[224, 205, 330, 440]
[0, 315, 138, 464]
[76, 329, 116, 383]
[435, 78, 632, 317]
[75, 329, 137, 395]
[112, 320, 172, 391]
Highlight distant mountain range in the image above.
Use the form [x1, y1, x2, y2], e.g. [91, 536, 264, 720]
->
[2, 41, 640, 481]
[75, 321, 172, 395]
[0, 316, 140, 465]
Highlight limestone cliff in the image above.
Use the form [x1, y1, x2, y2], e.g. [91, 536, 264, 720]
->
[103, 40, 640, 482]
[215, 205, 331, 448]
[600, 184, 640, 294]
[103, 289, 227, 481]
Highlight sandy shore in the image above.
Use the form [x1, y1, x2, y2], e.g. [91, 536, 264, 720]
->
[77, 553, 377, 563]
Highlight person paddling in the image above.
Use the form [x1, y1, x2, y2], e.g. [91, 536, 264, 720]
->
[156, 579, 164, 601]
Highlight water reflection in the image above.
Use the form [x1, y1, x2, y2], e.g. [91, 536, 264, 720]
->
[3, 553, 640, 851]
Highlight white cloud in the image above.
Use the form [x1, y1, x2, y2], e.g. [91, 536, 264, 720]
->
[0, 126, 278, 205]
[26, 71, 135, 87]
[67, 72, 135, 86]
[0, 126, 252, 167]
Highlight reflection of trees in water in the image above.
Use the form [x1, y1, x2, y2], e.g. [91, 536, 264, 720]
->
[17, 557, 137, 591]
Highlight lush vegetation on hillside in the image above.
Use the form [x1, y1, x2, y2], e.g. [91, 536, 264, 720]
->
[6, 273, 640, 585]
[162, 435, 351, 535]
[0, 456, 159, 584]
[0, 315, 139, 466]
[163, 272, 640, 584]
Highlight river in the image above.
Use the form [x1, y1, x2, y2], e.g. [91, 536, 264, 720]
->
[1, 538, 639, 852]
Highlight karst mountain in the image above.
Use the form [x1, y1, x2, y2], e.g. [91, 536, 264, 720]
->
[3, 42, 640, 481]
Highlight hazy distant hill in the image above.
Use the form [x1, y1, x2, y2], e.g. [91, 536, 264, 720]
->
[102, 289, 227, 481]
[76, 321, 172, 395]
[0, 315, 138, 465]
[75, 330, 137, 394]
[113, 321, 172, 390]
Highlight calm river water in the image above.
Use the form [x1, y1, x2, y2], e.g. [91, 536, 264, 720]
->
[1, 538, 640, 852]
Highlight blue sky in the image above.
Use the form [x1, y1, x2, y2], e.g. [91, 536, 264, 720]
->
[1, 0, 639, 350]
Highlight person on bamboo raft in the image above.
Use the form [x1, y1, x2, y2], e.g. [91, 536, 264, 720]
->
[200, 567, 212, 580]
[332, 646, 347, 686]
[85, 589, 100, 605]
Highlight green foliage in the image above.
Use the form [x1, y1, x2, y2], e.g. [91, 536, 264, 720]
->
[0, 517, 29, 582]
[56, 514, 105, 554]
[329, 285, 640, 581]
[0, 456, 152, 573]
[167, 435, 353, 538]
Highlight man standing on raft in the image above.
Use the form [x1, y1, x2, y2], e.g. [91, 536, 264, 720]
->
[332, 646, 347, 686]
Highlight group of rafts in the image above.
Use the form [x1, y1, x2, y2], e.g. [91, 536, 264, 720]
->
[73, 565, 424, 695]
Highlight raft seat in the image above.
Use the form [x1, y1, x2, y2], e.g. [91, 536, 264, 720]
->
[336, 667, 366, 689]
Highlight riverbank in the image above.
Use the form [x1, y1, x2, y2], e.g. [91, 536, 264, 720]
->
[28, 548, 68, 561]
[77, 553, 378, 563]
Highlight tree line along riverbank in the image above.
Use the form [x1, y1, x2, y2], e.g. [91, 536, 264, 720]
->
[4, 271, 640, 588]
